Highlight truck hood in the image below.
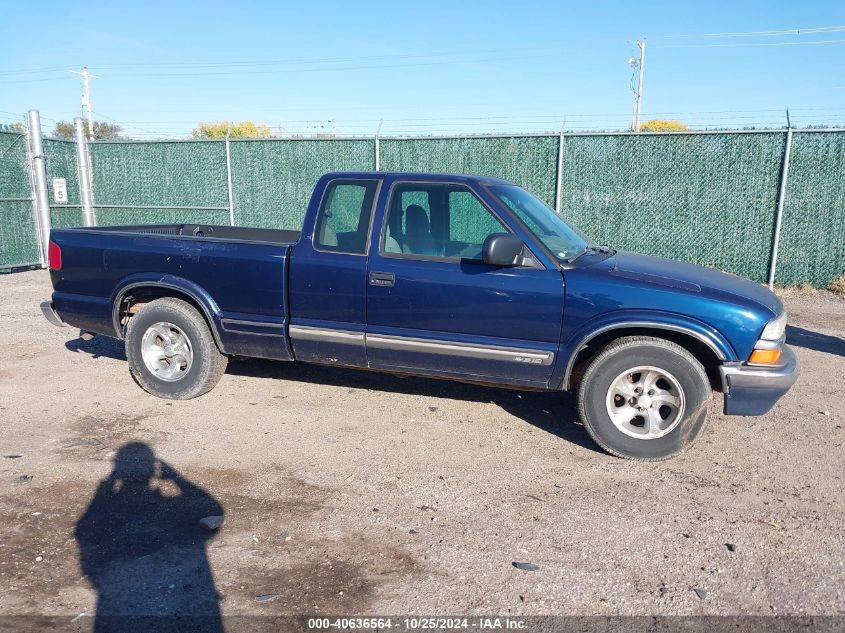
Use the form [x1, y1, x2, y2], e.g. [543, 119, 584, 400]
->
[605, 251, 783, 318]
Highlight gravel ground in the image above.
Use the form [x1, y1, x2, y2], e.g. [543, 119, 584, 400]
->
[0, 270, 843, 620]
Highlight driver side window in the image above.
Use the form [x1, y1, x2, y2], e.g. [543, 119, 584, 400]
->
[381, 183, 509, 260]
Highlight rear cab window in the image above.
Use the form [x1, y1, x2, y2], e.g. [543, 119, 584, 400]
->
[314, 180, 379, 254]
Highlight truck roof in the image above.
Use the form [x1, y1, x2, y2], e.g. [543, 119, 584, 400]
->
[321, 171, 516, 186]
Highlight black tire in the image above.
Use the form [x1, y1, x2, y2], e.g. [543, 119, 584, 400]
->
[577, 336, 711, 460]
[125, 298, 227, 400]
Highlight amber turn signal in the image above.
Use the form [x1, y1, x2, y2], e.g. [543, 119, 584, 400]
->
[749, 348, 782, 365]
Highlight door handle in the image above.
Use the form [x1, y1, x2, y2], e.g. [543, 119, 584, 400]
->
[369, 271, 395, 287]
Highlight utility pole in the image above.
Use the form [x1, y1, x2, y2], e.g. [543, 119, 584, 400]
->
[70, 66, 98, 137]
[630, 40, 646, 132]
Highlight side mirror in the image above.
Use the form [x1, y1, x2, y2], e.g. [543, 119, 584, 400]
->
[482, 233, 524, 267]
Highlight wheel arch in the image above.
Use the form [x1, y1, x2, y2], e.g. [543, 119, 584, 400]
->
[111, 275, 224, 350]
[561, 321, 732, 391]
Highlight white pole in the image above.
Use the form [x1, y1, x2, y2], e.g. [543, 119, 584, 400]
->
[23, 116, 45, 267]
[71, 67, 97, 137]
[632, 41, 646, 132]
[225, 127, 235, 226]
[74, 117, 96, 226]
[374, 119, 383, 171]
[83, 67, 94, 137]
[767, 127, 793, 289]
[554, 132, 564, 212]
[27, 110, 51, 264]
[374, 136, 380, 171]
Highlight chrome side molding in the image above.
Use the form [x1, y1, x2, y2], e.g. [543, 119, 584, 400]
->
[289, 325, 365, 346]
[288, 325, 554, 366]
[367, 334, 554, 365]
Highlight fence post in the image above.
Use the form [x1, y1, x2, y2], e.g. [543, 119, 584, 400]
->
[374, 135, 381, 171]
[22, 118, 44, 267]
[554, 132, 565, 213]
[224, 128, 235, 226]
[26, 110, 51, 266]
[767, 127, 793, 289]
[73, 118, 96, 226]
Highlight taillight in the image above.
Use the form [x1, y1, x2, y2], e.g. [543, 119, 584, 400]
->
[48, 240, 62, 270]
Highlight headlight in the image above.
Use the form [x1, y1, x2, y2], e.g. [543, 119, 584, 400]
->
[760, 312, 787, 341]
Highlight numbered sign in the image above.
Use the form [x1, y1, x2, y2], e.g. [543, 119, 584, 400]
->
[53, 178, 68, 204]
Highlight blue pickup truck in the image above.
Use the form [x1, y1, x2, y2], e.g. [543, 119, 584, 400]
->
[42, 172, 797, 460]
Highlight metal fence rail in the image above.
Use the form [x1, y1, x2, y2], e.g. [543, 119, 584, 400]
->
[3, 120, 844, 288]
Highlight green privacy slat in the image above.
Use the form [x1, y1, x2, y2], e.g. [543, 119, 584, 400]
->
[44, 138, 80, 203]
[775, 132, 845, 287]
[0, 200, 40, 269]
[44, 138, 82, 227]
[48, 208, 84, 229]
[379, 136, 559, 206]
[230, 139, 374, 229]
[94, 207, 229, 226]
[0, 132, 31, 198]
[3, 132, 844, 286]
[559, 133, 785, 283]
[0, 132, 40, 269]
[89, 141, 228, 208]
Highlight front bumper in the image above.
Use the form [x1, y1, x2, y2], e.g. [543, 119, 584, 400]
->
[720, 345, 798, 416]
[40, 301, 66, 328]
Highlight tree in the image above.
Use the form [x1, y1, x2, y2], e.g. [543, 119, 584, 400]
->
[0, 122, 25, 133]
[191, 121, 273, 139]
[640, 119, 690, 132]
[52, 121, 125, 140]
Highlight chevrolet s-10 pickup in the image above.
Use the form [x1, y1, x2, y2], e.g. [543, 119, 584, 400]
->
[42, 171, 797, 459]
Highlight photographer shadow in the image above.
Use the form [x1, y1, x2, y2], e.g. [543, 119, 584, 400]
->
[75, 442, 224, 632]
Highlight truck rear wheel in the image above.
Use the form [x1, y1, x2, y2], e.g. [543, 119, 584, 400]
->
[125, 297, 227, 399]
[576, 336, 711, 460]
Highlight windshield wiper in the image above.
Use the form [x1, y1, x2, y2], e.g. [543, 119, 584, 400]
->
[566, 245, 615, 263]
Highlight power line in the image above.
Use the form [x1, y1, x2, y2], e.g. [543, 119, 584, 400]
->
[66, 107, 845, 125]
[0, 52, 545, 83]
[70, 109, 845, 132]
[3, 21, 844, 78]
[655, 38, 845, 49]
[653, 24, 845, 40]
[0, 46, 554, 78]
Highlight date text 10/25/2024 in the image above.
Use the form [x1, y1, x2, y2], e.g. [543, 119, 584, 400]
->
[307, 618, 528, 630]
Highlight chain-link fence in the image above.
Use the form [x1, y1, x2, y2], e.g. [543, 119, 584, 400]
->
[230, 139, 375, 228]
[777, 132, 845, 286]
[4, 125, 844, 287]
[560, 132, 786, 283]
[44, 137, 82, 229]
[89, 140, 229, 226]
[0, 131, 41, 269]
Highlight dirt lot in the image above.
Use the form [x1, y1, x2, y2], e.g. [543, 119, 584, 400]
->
[0, 270, 843, 620]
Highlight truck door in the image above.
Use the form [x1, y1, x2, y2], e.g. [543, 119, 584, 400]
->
[288, 178, 379, 367]
[365, 180, 564, 387]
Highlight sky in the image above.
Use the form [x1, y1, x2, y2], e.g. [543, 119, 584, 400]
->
[1, 0, 845, 138]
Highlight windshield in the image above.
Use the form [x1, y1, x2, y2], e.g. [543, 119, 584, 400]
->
[487, 184, 590, 262]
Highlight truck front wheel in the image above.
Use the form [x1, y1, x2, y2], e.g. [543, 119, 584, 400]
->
[125, 297, 227, 399]
[576, 336, 711, 460]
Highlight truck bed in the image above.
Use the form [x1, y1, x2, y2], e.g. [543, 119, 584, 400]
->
[48, 224, 297, 361]
[88, 223, 300, 245]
